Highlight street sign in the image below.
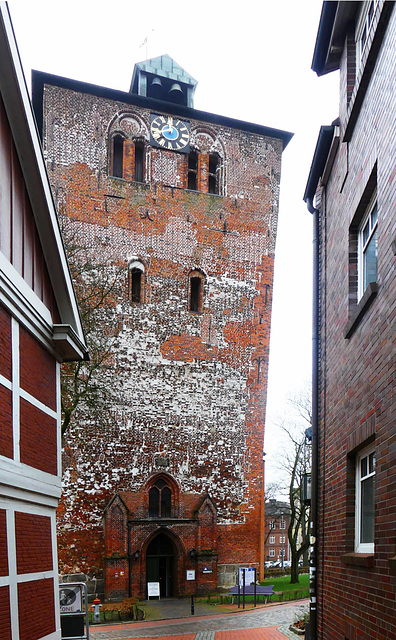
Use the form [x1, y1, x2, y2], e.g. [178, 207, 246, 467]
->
[59, 582, 89, 640]
[60, 586, 83, 613]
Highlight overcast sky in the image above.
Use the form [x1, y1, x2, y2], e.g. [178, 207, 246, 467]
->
[8, 0, 339, 483]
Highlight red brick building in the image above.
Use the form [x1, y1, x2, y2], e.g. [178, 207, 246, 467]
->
[304, 2, 396, 639]
[264, 500, 290, 565]
[0, 5, 87, 640]
[33, 55, 292, 599]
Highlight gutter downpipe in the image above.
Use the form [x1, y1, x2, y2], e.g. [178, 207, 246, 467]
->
[306, 197, 319, 640]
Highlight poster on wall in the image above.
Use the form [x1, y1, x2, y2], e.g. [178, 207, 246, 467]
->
[186, 570, 196, 580]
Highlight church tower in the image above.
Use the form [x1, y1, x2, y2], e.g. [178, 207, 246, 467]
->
[33, 56, 291, 599]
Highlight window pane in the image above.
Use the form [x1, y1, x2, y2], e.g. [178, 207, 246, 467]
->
[131, 269, 142, 303]
[363, 227, 378, 289]
[149, 487, 159, 517]
[362, 219, 370, 246]
[135, 142, 144, 182]
[371, 204, 378, 226]
[190, 277, 201, 312]
[361, 475, 374, 543]
[112, 136, 124, 178]
[369, 452, 376, 474]
[361, 456, 368, 478]
[161, 487, 171, 517]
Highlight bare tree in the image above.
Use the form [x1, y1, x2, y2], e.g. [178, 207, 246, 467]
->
[276, 386, 312, 583]
[59, 217, 125, 436]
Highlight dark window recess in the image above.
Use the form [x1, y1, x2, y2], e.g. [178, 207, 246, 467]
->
[135, 141, 144, 182]
[130, 269, 142, 303]
[190, 276, 201, 312]
[149, 479, 171, 518]
[161, 487, 171, 517]
[149, 487, 160, 517]
[208, 154, 219, 194]
[188, 151, 198, 190]
[112, 135, 124, 178]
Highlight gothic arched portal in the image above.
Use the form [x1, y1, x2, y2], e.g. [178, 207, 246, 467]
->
[145, 532, 177, 598]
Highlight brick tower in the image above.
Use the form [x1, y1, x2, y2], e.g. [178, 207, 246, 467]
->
[33, 55, 292, 599]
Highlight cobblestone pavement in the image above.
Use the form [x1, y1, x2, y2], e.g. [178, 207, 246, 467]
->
[89, 600, 309, 639]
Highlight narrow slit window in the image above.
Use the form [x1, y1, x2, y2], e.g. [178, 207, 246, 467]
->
[208, 154, 219, 194]
[131, 268, 142, 303]
[135, 141, 144, 182]
[188, 151, 198, 190]
[190, 276, 201, 312]
[112, 135, 124, 178]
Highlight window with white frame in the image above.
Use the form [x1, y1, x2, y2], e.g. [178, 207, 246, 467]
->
[280, 520, 286, 530]
[356, 0, 379, 69]
[269, 535, 275, 544]
[269, 549, 275, 558]
[358, 195, 378, 299]
[279, 535, 286, 544]
[269, 520, 275, 530]
[356, 446, 375, 553]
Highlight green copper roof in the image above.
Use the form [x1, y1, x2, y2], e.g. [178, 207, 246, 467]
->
[131, 54, 197, 88]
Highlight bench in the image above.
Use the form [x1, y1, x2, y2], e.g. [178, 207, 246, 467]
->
[228, 585, 274, 604]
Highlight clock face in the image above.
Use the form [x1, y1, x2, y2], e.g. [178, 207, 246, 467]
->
[150, 114, 190, 152]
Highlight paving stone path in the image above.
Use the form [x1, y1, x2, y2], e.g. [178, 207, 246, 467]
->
[89, 600, 309, 639]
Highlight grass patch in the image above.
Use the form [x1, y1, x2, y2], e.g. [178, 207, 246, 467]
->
[260, 573, 309, 593]
[204, 574, 309, 606]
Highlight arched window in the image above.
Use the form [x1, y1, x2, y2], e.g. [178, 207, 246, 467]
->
[189, 270, 205, 313]
[134, 140, 145, 183]
[149, 479, 172, 518]
[208, 153, 220, 194]
[111, 135, 124, 178]
[188, 150, 198, 190]
[128, 260, 145, 304]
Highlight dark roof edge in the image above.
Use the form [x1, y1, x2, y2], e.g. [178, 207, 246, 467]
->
[303, 124, 335, 202]
[31, 70, 293, 148]
[312, 1, 339, 76]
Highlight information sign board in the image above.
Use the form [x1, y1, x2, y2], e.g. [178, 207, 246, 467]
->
[238, 567, 256, 587]
[147, 582, 160, 599]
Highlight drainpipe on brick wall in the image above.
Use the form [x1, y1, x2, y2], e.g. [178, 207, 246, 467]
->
[127, 522, 132, 597]
[306, 197, 319, 640]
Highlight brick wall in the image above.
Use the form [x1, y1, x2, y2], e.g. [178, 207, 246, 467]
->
[15, 512, 53, 574]
[316, 5, 396, 639]
[0, 510, 8, 576]
[18, 578, 56, 640]
[0, 586, 12, 640]
[20, 399, 57, 474]
[0, 304, 11, 378]
[19, 326, 56, 410]
[39, 75, 284, 592]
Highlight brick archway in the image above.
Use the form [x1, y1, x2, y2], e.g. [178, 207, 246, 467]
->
[141, 528, 185, 598]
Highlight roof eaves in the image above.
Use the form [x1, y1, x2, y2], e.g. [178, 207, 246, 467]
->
[312, 2, 359, 76]
[32, 70, 293, 149]
[303, 124, 335, 203]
